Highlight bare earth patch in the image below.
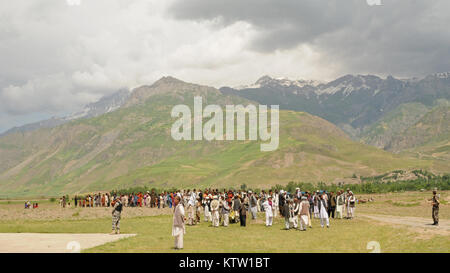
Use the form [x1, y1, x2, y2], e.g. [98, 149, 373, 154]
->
[0, 204, 173, 221]
[0, 233, 136, 253]
[361, 214, 450, 238]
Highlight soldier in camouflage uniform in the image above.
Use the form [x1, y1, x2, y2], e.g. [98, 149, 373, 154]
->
[431, 188, 440, 226]
[111, 196, 123, 234]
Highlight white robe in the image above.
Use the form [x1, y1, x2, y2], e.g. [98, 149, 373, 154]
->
[262, 201, 273, 226]
[172, 204, 185, 249]
[319, 200, 329, 227]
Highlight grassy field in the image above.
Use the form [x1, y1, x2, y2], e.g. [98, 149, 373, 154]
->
[357, 190, 450, 219]
[0, 191, 448, 253]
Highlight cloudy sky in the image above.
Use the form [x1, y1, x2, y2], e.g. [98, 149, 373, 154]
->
[0, 0, 449, 133]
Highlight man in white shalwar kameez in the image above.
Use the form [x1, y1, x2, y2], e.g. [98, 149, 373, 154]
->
[203, 196, 212, 222]
[318, 194, 330, 228]
[210, 196, 220, 227]
[145, 191, 151, 208]
[187, 191, 196, 225]
[270, 191, 279, 218]
[293, 198, 300, 229]
[299, 196, 310, 231]
[313, 192, 320, 218]
[262, 197, 273, 226]
[172, 196, 185, 249]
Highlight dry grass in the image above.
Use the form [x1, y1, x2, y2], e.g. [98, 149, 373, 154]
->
[357, 190, 450, 219]
[0, 201, 172, 221]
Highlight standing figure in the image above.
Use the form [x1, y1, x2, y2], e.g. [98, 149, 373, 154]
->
[111, 197, 123, 235]
[263, 196, 273, 227]
[431, 188, 440, 225]
[344, 188, 351, 218]
[221, 196, 230, 227]
[328, 192, 336, 218]
[292, 198, 300, 229]
[347, 191, 356, 219]
[299, 196, 310, 231]
[172, 196, 185, 250]
[336, 191, 344, 219]
[210, 196, 220, 227]
[239, 197, 247, 227]
[203, 196, 212, 222]
[283, 199, 290, 230]
[279, 190, 286, 217]
[313, 192, 320, 218]
[318, 194, 330, 228]
[232, 195, 241, 223]
[187, 191, 196, 225]
[272, 190, 279, 218]
[249, 192, 258, 220]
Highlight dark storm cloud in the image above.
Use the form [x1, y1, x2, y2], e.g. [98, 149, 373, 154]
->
[169, 0, 450, 76]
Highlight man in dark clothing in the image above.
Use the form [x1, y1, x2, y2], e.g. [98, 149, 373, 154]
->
[431, 188, 440, 225]
[233, 195, 241, 223]
[239, 198, 247, 226]
[279, 190, 286, 217]
[283, 200, 290, 230]
[249, 192, 258, 220]
[328, 192, 336, 218]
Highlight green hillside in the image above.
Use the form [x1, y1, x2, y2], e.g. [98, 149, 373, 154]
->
[388, 106, 450, 169]
[360, 102, 430, 149]
[0, 78, 439, 197]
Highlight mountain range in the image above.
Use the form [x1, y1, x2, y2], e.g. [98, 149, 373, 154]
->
[0, 74, 448, 197]
[220, 72, 450, 153]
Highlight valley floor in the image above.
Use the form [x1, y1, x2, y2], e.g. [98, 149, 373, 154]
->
[0, 191, 448, 253]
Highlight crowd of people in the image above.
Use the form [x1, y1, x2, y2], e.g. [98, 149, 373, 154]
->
[49, 185, 441, 250]
[24, 201, 39, 209]
[59, 187, 362, 247]
[169, 187, 360, 249]
[175, 188, 359, 229]
[67, 191, 179, 209]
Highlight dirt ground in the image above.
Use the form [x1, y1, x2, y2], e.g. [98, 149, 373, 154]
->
[361, 214, 449, 237]
[0, 233, 136, 253]
[357, 191, 449, 219]
[0, 202, 173, 221]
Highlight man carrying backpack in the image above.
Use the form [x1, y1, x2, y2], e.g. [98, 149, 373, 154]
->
[111, 196, 123, 235]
